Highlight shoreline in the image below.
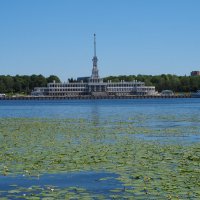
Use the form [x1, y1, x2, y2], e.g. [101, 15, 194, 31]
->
[0, 95, 191, 100]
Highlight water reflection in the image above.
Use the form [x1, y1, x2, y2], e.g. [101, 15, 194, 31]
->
[91, 102, 100, 126]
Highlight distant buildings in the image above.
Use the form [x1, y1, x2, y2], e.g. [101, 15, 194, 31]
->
[191, 71, 200, 76]
[32, 34, 156, 97]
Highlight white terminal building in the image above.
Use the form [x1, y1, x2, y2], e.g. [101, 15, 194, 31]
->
[32, 34, 156, 97]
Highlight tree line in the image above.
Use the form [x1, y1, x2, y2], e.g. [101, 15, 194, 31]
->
[0, 74, 200, 94]
[0, 75, 60, 94]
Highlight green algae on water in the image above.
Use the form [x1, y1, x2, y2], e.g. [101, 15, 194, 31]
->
[0, 117, 200, 199]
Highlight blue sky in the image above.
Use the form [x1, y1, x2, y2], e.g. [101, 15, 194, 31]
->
[0, 0, 200, 81]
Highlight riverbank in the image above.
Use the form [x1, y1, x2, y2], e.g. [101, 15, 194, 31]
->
[0, 94, 191, 100]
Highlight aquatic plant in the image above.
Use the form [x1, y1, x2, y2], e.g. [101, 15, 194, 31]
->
[0, 116, 199, 199]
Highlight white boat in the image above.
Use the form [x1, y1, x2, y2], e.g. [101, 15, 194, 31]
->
[191, 90, 200, 98]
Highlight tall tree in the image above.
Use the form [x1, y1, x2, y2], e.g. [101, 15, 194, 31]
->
[47, 75, 61, 83]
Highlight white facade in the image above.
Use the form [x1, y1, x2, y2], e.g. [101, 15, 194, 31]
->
[106, 81, 155, 96]
[31, 80, 156, 96]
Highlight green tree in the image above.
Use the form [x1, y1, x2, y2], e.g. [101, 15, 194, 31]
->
[47, 75, 61, 83]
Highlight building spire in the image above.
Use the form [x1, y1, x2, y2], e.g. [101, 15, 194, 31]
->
[91, 33, 99, 79]
[94, 33, 96, 57]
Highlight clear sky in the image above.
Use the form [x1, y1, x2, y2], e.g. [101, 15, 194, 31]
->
[0, 0, 200, 81]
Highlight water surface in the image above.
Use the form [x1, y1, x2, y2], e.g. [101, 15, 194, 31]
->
[0, 99, 200, 199]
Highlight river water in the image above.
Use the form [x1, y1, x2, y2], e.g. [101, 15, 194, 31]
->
[1, 99, 200, 138]
[0, 98, 200, 118]
[0, 98, 200, 199]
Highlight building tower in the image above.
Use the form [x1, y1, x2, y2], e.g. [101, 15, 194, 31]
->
[91, 34, 100, 80]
